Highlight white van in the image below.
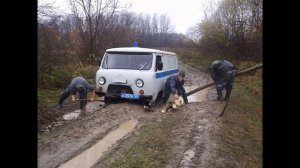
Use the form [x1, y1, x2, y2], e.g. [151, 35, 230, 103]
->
[95, 47, 179, 106]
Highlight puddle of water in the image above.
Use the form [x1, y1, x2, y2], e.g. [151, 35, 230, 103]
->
[185, 86, 208, 103]
[62, 101, 105, 121]
[183, 149, 195, 161]
[63, 110, 81, 120]
[86, 101, 105, 113]
[58, 119, 139, 168]
[180, 148, 196, 166]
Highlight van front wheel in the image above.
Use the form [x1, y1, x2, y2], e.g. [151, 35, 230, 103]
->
[155, 91, 163, 103]
[104, 96, 114, 104]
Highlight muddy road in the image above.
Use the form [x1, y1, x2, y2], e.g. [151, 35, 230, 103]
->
[38, 61, 229, 168]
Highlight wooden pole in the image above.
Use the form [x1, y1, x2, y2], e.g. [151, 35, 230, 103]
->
[236, 63, 262, 76]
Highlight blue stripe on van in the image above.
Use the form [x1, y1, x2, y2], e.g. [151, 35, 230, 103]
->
[155, 69, 179, 79]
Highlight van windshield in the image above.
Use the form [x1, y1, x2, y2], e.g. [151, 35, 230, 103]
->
[102, 52, 153, 70]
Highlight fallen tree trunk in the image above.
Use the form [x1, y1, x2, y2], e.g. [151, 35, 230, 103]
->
[186, 63, 263, 96]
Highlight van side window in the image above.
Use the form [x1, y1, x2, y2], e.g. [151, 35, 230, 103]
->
[155, 55, 163, 71]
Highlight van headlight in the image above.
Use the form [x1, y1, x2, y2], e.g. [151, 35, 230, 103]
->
[136, 79, 144, 88]
[99, 77, 106, 85]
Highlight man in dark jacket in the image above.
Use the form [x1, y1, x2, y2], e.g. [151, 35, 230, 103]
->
[209, 60, 238, 101]
[163, 70, 188, 105]
[57, 77, 96, 115]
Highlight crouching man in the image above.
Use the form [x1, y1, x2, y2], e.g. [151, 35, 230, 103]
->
[57, 77, 96, 116]
[161, 70, 188, 113]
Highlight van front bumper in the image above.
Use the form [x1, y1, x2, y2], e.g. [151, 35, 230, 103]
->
[96, 91, 152, 101]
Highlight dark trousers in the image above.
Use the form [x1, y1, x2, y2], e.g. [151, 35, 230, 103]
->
[163, 88, 171, 104]
[215, 70, 237, 99]
[224, 70, 236, 99]
[58, 87, 87, 109]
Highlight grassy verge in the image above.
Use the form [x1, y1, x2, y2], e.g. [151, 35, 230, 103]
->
[170, 47, 224, 72]
[216, 77, 262, 167]
[38, 88, 62, 132]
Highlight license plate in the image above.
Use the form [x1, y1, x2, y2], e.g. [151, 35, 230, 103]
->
[120, 93, 140, 99]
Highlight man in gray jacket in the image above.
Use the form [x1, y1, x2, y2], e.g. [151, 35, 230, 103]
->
[57, 77, 96, 115]
[209, 60, 238, 101]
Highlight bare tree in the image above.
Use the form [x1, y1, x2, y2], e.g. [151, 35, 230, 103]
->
[69, 0, 119, 63]
[38, 1, 57, 21]
[186, 25, 202, 48]
[196, 0, 262, 60]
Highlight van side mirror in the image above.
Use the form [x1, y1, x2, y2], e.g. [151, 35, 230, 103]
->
[156, 62, 163, 71]
[98, 59, 101, 66]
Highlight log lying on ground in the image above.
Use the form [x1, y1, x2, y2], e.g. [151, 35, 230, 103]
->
[186, 63, 262, 97]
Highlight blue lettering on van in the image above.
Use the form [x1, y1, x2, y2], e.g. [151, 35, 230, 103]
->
[155, 69, 179, 79]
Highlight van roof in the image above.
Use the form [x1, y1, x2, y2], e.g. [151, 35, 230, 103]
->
[106, 47, 176, 55]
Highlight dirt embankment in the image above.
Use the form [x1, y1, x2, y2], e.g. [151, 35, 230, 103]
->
[38, 61, 229, 168]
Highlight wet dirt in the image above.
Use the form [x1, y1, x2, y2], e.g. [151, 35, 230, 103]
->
[62, 101, 106, 121]
[38, 61, 228, 168]
[59, 119, 138, 168]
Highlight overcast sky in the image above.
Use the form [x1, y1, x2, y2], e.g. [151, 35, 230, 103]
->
[39, 0, 209, 34]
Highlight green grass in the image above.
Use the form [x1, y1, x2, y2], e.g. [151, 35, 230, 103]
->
[170, 47, 228, 72]
[215, 75, 262, 167]
[109, 124, 168, 168]
[236, 62, 262, 98]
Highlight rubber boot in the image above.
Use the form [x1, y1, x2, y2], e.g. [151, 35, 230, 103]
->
[79, 108, 86, 117]
[217, 90, 223, 100]
[225, 89, 231, 101]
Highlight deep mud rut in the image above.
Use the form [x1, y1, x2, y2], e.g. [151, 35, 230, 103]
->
[38, 61, 229, 168]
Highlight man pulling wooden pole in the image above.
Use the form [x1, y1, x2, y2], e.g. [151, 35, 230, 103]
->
[186, 63, 262, 116]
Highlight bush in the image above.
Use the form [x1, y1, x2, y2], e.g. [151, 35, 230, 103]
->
[49, 67, 74, 89]
[78, 65, 98, 85]
[38, 66, 73, 89]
